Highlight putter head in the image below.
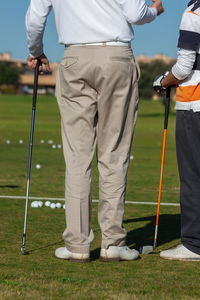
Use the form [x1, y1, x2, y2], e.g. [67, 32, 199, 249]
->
[139, 245, 154, 255]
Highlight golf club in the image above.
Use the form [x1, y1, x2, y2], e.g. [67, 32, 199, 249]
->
[21, 61, 40, 255]
[140, 87, 171, 255]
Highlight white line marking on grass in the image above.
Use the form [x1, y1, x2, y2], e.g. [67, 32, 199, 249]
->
[0, 195, 180, 206]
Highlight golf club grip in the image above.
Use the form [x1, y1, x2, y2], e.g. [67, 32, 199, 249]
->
[32, 62, 40, 109]
[164, 87, 171, 130]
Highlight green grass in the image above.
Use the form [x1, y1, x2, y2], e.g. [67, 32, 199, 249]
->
[0, 95, 200, 300]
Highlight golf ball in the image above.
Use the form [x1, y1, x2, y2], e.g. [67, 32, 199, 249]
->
[63, 204, 66, 209]
[6, 140, 11, 144]
[52, 144, 56, 149]
[130, 155, 134, 160]
[35, 164, 41, 169]
[48, 140, 53, 144]
[31, 201, 39, 208]
[50, 203, 56, 209]
[57, 144, 62, 149]
[56, 202, 62, 208]
[38, 201, 43, 207]
[45, 201, 51, 207]
[19, 140, 23, 144]
[40, 139, 45, 144]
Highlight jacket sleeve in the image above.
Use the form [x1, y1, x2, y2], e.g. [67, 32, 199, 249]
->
[117, 0, 157, 25]
[25, 0, 52, 57]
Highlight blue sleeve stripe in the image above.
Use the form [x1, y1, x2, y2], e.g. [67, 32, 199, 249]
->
[178, 30, 200, 51]
[188, 0, 200, 11]
[191, 0, 200, 11]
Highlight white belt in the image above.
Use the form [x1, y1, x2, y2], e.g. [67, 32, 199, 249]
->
[66, 41, 131, 47]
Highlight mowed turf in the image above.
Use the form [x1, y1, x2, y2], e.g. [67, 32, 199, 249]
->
[0, 95, 200, 300]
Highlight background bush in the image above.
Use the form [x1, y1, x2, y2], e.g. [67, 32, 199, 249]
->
[0, 61, 20, 86]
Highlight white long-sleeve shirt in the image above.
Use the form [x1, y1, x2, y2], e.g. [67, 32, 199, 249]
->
[172, 49, 196, 81]
[26, 0, 157, 58]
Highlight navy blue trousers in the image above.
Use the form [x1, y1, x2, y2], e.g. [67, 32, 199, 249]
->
[176, 110, 200, 254]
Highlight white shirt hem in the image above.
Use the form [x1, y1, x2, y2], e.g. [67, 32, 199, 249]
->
[175, 100, 200, 112]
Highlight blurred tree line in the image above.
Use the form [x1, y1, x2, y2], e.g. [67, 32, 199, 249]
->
[138, 59, 175, 99]
[0, 62, 20, 85]
[0, 58, 175, 96]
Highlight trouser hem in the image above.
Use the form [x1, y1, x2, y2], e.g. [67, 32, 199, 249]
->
[101, 239, 126, 250]
[182, 241, 200, 255]
[65, 242, 90, 254]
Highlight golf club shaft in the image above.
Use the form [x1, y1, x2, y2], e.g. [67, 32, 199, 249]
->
[153, 87, 171, 249]
[21, 63, 39, 254]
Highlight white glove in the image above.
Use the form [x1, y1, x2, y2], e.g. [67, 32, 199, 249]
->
[153, 71, 169, 93]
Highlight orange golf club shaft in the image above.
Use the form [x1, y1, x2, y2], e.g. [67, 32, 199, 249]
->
[153, 128, 167, 248]
[153, 87, 171, 249]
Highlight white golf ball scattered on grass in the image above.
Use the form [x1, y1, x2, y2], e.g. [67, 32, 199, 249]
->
[35, 164, 41, 169]
[50, 203, 56, 209]
[45, 201, 51, 207]
[52, 144, 56, 149]
[38, 201, 43, 207]
[19, 140, 23, 144]
[48, 140, 53, 144]
[40, 139, 45, 144]
[130, 155, 134, 160]
[6, 140, 11, 144]
[57, 144, 62, 149]
[31, 201, 39, 208]
[31, 200, 65, 210]
[31, 201, 44, 208]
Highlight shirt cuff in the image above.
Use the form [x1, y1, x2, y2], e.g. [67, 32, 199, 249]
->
[150, 7, 158, 17]
[29, 49, 44, 58]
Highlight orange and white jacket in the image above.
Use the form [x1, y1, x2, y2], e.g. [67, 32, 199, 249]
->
[173, 1, 200, 111]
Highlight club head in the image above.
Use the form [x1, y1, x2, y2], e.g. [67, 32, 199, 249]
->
[139, 245, 154, 255]
[21, 247, 29, 255]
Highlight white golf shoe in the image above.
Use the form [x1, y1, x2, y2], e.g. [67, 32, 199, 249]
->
[160, 244, 200, 261]
[55, 247, 90, 262]
[100, 246, 139, 262]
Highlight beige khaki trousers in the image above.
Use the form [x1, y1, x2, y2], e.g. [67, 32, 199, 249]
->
[56, 45, 140, 253]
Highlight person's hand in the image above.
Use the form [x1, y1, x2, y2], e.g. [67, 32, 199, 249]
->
[27, 53, 51, 74]
[149, 0, 164, 16]
[153, 71, 169, 93]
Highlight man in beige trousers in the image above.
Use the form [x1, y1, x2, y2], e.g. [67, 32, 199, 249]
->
[26, 0, 164, 262]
